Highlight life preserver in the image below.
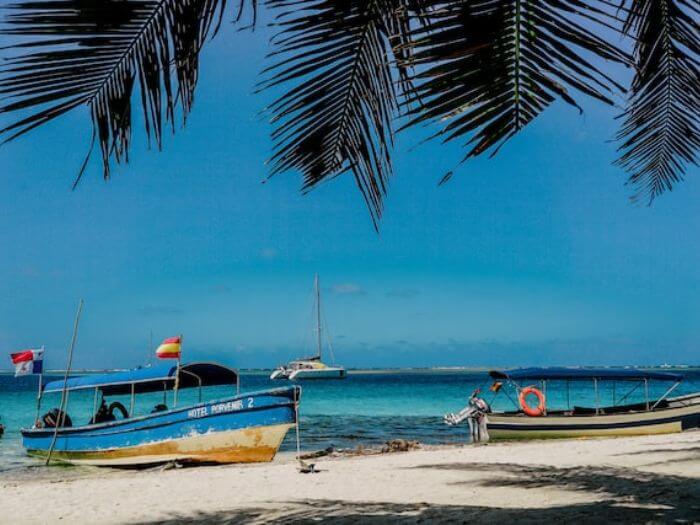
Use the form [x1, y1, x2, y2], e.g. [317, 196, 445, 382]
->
[108, 401, 130, 420]
[519, 386, 546, 417]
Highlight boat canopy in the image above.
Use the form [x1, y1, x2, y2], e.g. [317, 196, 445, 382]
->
[489, 367, 684, 382]
[43, 362, 239, 395]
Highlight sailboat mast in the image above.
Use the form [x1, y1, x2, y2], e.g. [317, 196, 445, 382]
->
[315, 274, 322, 360]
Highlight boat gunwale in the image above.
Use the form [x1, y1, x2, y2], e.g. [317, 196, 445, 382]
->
[21, 385, 301, 437]
[488, 409, 698, 431]
[490, 392, 700, 419]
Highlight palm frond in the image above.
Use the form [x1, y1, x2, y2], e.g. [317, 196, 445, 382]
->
[0, 0, 230, 183]
[616, 0, 700, 202]
[261, 0, 411, 226]
[404, 0, 628, 182]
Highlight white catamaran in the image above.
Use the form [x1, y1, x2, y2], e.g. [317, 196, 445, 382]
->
[270, 275, 346, 381]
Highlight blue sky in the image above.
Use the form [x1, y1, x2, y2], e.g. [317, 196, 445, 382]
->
[1, 18, 699, 370]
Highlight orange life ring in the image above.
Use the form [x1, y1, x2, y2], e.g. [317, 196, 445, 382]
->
[519, 386, 546, 417]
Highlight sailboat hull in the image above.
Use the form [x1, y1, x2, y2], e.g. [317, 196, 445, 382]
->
[289, 367, 346, 380]
[270, 369, 290, 380]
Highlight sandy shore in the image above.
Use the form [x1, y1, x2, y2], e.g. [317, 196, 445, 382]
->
[1, 432, 698, 524]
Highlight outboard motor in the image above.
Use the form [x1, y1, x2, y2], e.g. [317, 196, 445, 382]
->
[41, 408, 72, 428]
[444, 388, 490, 442]
[91, 399, 115, 424]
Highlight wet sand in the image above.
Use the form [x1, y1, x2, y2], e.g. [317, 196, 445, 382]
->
[1, 431, 698, 524]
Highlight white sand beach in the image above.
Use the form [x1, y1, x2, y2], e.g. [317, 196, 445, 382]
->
[1, 432, 698, 524]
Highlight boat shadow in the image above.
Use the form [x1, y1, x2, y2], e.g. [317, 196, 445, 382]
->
[611, 444, 700, 467]
[140, 462, 700, 524]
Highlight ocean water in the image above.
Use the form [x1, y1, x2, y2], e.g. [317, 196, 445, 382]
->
[1, 369, 698, 472]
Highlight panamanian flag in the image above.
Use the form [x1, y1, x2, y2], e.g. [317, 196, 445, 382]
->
[10, 348, 44, 377]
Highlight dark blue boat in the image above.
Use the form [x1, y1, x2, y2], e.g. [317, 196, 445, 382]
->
[22, 362, 301, 466]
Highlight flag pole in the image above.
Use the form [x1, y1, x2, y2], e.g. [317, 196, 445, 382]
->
[173, 334, 182, 407]
[34, 345, 45, 425]
[46, 299, 84, 466]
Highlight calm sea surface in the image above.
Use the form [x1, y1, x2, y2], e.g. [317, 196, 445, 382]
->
[1, 369, 698, 472]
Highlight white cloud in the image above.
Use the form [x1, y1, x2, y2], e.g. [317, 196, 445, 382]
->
[259, 248, 278, 260]
[332, 283, 366, 295]
[209, 284, 231, 294]
[386, 288, 420, 299]
[137, 306, 184, 316]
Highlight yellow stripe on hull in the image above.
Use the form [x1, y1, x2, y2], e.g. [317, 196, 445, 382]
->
[29, 423, 293, 467]
[489, 421, 682, 440]
[486, 402, 699, 440]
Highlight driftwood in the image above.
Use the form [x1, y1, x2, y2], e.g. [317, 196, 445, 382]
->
[381, 439, 421, 453]
[299, 446, 336, 460]
[300, 440, 422, 459]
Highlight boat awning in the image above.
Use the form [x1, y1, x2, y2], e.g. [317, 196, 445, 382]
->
[43, 362, 239, 395]
[489, 367, 684, 382]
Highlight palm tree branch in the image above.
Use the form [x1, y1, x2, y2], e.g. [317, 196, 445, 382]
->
[402, 0, 629, 182]
[616, 0, 700, 202]
[0, 0, 231, 181]
[262, 0, 407, 226]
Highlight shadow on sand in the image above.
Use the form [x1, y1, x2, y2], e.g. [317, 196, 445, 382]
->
[140, 461, 700, 524]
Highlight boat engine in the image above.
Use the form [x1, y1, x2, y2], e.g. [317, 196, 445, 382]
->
[40, 408, 72, 428]
[444, 389, 490, 442]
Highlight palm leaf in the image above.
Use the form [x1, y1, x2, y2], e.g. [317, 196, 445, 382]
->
[261, 0, 412, 226]
[0, 0, 232, 183]
[404, 0, 628, 182]
[616, 0, 700, 202]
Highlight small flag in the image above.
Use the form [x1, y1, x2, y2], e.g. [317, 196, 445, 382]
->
[490, 381, 503, 392]
[156, 336, 181, 359]
[11, 348, 44, 377]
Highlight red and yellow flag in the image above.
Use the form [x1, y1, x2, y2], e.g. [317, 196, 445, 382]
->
[156, 336, 182, 359]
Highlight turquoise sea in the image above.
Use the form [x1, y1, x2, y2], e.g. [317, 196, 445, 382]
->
[1, 369, 699, 472]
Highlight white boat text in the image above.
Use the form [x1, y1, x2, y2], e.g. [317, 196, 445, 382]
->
[187, 398, 254, 419]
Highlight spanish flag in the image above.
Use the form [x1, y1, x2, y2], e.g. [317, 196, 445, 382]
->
[156, 336, 181, 359]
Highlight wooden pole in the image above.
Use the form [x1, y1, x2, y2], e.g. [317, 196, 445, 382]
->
[644, 379, 650, 411]
[92, 388, 99, 424]
[594, 378, 600, 415]
[34, 345, 45, 425]
[294, 387, 301, 464]
[46, 299, 84, 466]
[173, 334, 182, 407]
[130, 382, 136, 416]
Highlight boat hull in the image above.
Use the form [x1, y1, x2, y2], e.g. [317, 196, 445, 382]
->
[22, 386, 300, 467]
[289, 368, 346, 380]
[270, 368, 290, 380]
[488, 394, 700, 440]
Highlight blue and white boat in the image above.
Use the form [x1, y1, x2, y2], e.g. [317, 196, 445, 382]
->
[22, 362, 301, 466]
[446, 367, 700, 440]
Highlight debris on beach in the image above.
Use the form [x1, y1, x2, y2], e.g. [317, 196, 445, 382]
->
[381, 439, 421, 453]
[300, 440, 422, 459]
[299, 446, 336, 460]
